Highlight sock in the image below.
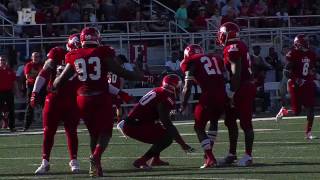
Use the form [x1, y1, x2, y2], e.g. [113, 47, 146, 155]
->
[207, 131, 217, 146]
[305, 119, 313, 134]
[244, 129, 254, 156]
[65, 128, 78, 160]
[200, 138, 212, 151]
[228, 127, 238, 155]
[42, 128, 57, 161]
[93, 145, 104, 160]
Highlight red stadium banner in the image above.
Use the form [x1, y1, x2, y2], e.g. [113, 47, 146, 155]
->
[129, 43, 147, 63]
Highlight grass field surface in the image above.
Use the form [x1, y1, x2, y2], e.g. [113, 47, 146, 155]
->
[0, 116, 319, 180]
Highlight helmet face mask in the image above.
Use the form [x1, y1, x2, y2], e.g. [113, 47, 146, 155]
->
[217, 22, 240, 46]
[184, 44, 204, 59]
[80, 27, 101, 46]
[294, 34, 309, 51]
[66, 33, 81, 51]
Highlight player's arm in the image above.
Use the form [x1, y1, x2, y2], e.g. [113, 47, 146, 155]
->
[30, 59, 55, 107]
[157, 102, 194, 153]
[106, 56, 144, 81]
[283, 61, 293, 79]
[108, 83, 133, 103]
[229, 58, 241, 93]
[53, 63, 75, 90]
[181, 62, 196, 112]
[33, 59, 55, 93]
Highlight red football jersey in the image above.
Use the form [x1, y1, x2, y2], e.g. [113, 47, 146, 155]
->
[107, 72, 121, 89]
[65, 45, 115, 94]
[46, 47, 78, 97]
[128, 87, 175, 123]
[223, 41, 252, 84]
[286, 48, 316, 81]
[180, 54, 225, 92]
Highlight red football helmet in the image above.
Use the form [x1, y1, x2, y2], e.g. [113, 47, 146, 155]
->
[184, 44, 204, 59]
[66, 33, 81, 51]
[162, 74, 181, 95]
[80, 27, 101, 46]
[217, 22, 240, 46]
[294, 34, 309, 50]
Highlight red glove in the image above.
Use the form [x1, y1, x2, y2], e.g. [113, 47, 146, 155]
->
[118, 90, 133, 103]
[30, 92, 38, 108]
[143, 75, 155, 83]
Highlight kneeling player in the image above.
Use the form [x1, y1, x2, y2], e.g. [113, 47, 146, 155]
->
[117, 74, 194, 169]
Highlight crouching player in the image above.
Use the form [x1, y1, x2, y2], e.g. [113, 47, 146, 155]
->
[117, 74, 194, 169]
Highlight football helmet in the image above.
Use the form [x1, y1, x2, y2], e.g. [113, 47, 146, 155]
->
[217, 22, 240, 46]
[66, 33, 81, 51]
[184, 44, 204, 59]
[80, 27, 101, 46]
[294, 34, 309, 50]
[162, 74, 181, 94]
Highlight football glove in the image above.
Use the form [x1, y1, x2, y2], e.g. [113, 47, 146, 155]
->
[30, 92, 38, 108]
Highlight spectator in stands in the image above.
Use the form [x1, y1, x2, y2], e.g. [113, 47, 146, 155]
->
[221, 0, 239, 17]
[220, 6, 237, 25]
[61, 2, 81, 33]
[288, 0, 302, 15]
[209, 8, 221, 29]
[23, 51, 44, 131]
[149, 14, 169, 32]
[237, 0, 250, 27]
[165, 51, 182, 77]
[99, 0, 118, 21]
[276, 6, 289, 27]
[131, 10, 149, 33]
[175, 0, 191, 31]
[193, 6, 209, 31]
[250, 45, 271, 112]
[0, 55, 16, 132]
[250, 0, 268, 27]
[265, 47, 282, 81]
[82, 3, 97, 22]
[187, 0, 202, 20]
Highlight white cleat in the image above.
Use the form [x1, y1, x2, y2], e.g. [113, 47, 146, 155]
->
[35, 159, 50, 175]
[275, 107, 288, 122]
[69, 159, 80, 173]
[305, 132, 316, 141]
[238, 154, 253, 167]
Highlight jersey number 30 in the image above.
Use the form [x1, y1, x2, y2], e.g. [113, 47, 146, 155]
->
[74, 57, 101, 81]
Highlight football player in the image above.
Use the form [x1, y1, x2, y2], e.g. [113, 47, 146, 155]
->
[53, 27, 146, 177]
[276, 34, 317, 140]
[32, 34, 81, 174]
[180, 44, 226, 168]
[217, 22, 256, 166]
[117, 74, 194, 169]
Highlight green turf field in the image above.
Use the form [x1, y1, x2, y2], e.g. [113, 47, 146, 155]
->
[0, 117, 319, 180]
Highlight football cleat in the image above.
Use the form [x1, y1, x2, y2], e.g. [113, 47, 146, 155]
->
[69, 159, 80, 173]
[217, 153, 237, 166]
[238, 154, 253, 167]
[305, 132, 316, 141]
[200, 154, 216, 169]
[89, 155, 103, 177]
[275, 107, 288, 122]
[133, 157, 152, 170]
[150, 157, 169, 166]
[35, 159, 50, 175]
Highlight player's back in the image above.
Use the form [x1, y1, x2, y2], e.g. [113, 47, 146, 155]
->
[223, 41, 252, 84]
[128, 87, 175, 123]
[180, 54, 225, 92]
[286, 48, 316, 81]
[66, 45, 115, 95]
